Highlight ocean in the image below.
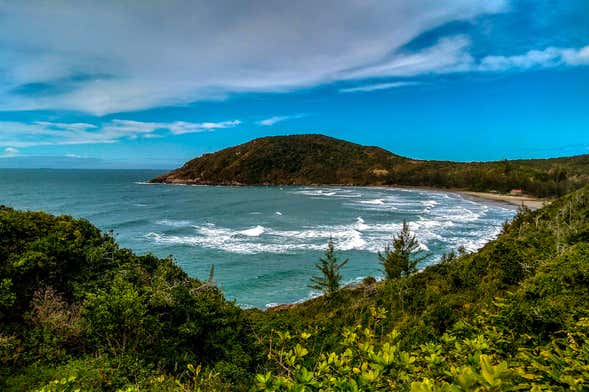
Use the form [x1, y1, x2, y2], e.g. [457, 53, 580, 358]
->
[0, 169, 516, 308]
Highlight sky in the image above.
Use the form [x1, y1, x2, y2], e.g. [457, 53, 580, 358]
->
[0, 0, 588, 169]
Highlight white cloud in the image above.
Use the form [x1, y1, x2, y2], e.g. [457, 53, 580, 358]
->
[343, 41, 589, 84]
[2, 2, 586, 113]
[3, 147, 18, 155]
[102, 119, 241, 135]
[257, 114, 308, 126]
[341, 36, 475, 79]
[477, 45, 589, 71]
[0, 1, 509, 115]
[562, 46, 589, 65]
[172, 120, 242, 134]
[0, 119, 241, 147]
[339, 81, 422, 93]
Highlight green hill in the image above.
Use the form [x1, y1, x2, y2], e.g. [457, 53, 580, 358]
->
[151, 134, 406, 186]
[1, 186, 588, 390]
[151, 134, 589, 197]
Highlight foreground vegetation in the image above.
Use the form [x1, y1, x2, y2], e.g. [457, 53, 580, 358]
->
[151, 134, 589, 197]
[0, 207, 259, 390]
[1, 185, 588, 390]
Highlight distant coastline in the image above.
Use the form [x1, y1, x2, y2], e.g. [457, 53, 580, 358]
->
[151, 134, 589, 199]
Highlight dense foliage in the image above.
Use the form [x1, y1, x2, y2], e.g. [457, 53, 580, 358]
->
[151, 134, 589, 197]
[0, 207, 260, 391]
[1, 185, 588, 390]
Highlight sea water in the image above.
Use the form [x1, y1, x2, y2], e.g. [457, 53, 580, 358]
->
[0, 169, 516, 308]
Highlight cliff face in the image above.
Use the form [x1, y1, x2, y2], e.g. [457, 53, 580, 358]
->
[151, 134, 589, 197]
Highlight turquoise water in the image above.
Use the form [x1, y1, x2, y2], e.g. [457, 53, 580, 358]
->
[0, 169, 516, 308]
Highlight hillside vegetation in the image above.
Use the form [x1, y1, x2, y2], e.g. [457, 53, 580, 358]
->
[251, 186, 589, 390]
[1, 186, 588, 390]
[151, 134, 589, 197]
[0, 207, 260, 391]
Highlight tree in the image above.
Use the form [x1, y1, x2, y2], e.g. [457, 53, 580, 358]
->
[379, 220, 427, 280]
[309, 238, 348, 297]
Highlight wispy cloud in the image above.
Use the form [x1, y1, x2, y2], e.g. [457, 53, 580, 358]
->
[0, 119, 241, 148]
[0, 1, 509, 115]
[341, 36, 474, 79]
[102, 119, 241, 136]
[257, 114, 308, 126]
[1, 2, 587, 114]
[340, 41, 589, 87]
[339, 81, 422, 93]
[477, 45, 589, 71]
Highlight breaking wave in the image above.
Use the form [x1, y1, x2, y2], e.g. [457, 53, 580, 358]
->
[144, 209, 505, 256]
[239, 225, 265, 237]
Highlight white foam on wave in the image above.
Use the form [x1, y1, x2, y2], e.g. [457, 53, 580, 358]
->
[333, 189, 363, 198]
[422, 200, 438, 208]
[291, 188, 362, 198]
[338, 229, 366, 250]
[239, 225, 265, 237]
[293, 189, 336, 197]
[347, 193, 427, 212]
[155, 219, 193, 227]
[146, 216, 403, 254]
[418, 243, 430, 252]
[355, 216, 369, 231]
[412, 217, 454, 230]
[147, 231, 326, 254]
[144, 214, 485, 254]
[144, 190, 515, 257]
[432, 205, 483, 223]
[446, 223, 505, 253]
[359, 198, 385, 205]
[146, 223, 324, 254]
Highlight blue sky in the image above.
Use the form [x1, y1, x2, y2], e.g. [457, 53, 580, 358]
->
[0, 0, 588, 169]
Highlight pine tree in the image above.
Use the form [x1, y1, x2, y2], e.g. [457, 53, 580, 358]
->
[309, 238, 348, 297]
[379, 220, 427, 280]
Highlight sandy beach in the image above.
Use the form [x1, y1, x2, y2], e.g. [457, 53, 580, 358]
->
[388, 184, 549, 210]
[457, 191, 548, 210]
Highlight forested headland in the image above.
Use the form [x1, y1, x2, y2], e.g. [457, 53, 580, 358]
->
[151, 134, 589, 198]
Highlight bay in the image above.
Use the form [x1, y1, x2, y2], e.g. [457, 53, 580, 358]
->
[0, 169, 516, 308]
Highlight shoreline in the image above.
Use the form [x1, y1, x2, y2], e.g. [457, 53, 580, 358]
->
[370, 184, 548, 210]
[150, 180, 549, 210]
[454, 190, 547, 210]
